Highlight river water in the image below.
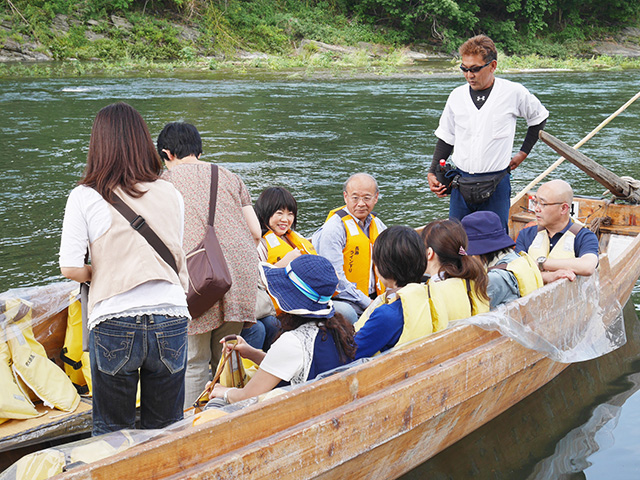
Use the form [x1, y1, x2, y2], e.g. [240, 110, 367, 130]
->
[1, 68, 640, 477]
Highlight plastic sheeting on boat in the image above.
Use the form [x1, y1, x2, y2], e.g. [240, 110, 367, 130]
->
[456, 272, 625, 363]
[0, 283, 81, 422]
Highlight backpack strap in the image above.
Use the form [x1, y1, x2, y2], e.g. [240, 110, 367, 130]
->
[488, 264, 509, 271]
[568, 222, 583, 235]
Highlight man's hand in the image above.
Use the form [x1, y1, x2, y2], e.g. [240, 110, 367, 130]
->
[509, 151, 527, 171]
[542, 269, 576, 284]
[428, 172, 448, 197]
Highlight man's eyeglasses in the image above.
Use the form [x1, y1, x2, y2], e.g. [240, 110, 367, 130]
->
[348, 195, 375, 204]
[531, 199, 565, 209]
[459, 60, 493, 73]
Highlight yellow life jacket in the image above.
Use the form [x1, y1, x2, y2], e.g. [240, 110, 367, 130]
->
[527, 223, 583, 260]
[490, 252, 544, 297]
[326, 206, 385, 296]
[61, 291, 92, 395]
[263, 230, 317, 265]
[4, 298, 81, 412]
[428, 277, 490, 321]
[355, 283, 449, 355]
[217, 337, 259, 389]
[0, 302, 40, 420]
[14, 449, 66, 480]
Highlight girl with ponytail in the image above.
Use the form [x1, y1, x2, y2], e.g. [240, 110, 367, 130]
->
[421, 219, 490, 319]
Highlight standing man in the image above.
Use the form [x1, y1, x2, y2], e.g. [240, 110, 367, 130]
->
[515, 179, 599, 284]
[312, 173, 387, 324]
[428, 35, 549, 230]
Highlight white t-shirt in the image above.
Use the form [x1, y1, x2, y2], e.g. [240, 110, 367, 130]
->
[435, 77, 549, 173]
[59, 185, 189, 329]
[259, 323, 320, 385]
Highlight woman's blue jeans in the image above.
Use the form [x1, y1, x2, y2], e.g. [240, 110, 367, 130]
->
[89, 314, 188, 436]
[242, 315, 281, 351]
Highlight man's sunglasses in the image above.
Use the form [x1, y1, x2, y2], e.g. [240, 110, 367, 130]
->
[459, 60, 493, 73]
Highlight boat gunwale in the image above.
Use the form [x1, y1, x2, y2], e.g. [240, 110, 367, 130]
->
[24, 196, 640, 480]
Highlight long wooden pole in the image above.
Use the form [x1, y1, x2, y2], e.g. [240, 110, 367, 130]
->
[511, 90, 640, 206]
[539, 131, 640, 203]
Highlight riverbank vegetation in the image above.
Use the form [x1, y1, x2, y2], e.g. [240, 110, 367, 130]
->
[1, 0, 639, 77]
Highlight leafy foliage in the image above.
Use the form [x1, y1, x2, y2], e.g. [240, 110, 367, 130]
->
[2, 0, 639, 62]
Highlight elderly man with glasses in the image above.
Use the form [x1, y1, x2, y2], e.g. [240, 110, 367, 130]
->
[312, 173, 387, 324]
[428, 34, 549, 231]
[515, 179, 599, 284]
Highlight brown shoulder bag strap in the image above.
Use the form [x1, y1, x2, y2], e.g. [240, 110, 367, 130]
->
[208, 164, 219, 226]
[111, 194, 179, 275]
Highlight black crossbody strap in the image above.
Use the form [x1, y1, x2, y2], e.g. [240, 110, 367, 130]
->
[111, 193, 179, 275]
[208, 164, 219, 226]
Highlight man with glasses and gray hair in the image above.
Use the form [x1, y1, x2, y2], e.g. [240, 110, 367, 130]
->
[312, 173, 387, 324]
[515, 179, 599, 284]
[428, 34, 549, 231]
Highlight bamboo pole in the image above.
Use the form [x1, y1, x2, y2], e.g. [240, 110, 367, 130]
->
[511, 90, 640, 206]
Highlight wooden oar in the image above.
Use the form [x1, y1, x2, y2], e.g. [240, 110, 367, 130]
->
[539, 131, 640, 203]
[191, 334, 240, 409]
[511, 90, 640, 206]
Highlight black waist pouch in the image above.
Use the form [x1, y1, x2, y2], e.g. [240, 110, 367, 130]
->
[456, 169, 509, 205]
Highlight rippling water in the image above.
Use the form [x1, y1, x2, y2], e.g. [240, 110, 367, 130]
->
[1, 70, 640, 477]
[2, 71, 639, 292]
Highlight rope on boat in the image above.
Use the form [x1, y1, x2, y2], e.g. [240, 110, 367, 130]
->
[602, 176, 640, 202]
[511, 90, 640, 206]
[588, 204, 613, 236]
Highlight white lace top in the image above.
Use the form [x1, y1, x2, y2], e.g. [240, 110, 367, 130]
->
[259, 323, 319, 385]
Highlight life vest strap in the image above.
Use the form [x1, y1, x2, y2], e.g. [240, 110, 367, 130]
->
[537, 222, 584, 235]
[74, 383, 90, 395]
[465, 278, 473, 312]
[60, 347, 83, 371]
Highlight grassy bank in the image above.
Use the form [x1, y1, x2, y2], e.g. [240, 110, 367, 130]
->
[1, 0, 640, 78]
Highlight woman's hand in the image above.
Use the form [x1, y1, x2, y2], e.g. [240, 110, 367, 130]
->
[277, 248, 302, 267]
[210, 383, 229, 399]
[220, 335, 254, 359]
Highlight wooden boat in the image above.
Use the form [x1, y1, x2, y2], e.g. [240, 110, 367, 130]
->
[412, 301, 640, 478]
[3, 133, 640, 479]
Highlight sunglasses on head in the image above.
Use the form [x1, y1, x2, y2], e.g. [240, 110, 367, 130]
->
[459, 59, 493, 73]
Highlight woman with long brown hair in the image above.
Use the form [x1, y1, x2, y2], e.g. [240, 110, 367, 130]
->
[59, 102, 190, 435]
[421, 219, 490, 320]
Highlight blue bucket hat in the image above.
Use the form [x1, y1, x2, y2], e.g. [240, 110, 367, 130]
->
[461, 211, 515, 256]
[260, 255, 338, 319]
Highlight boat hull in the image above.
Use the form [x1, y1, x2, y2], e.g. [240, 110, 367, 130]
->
[5, 195, 640, 480]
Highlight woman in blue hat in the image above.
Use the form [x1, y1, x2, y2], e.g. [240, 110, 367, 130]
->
[209, 255, 356, 404]
[461, 211, 543, 308]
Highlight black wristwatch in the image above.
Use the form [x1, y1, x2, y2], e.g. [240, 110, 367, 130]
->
[536, 256, 546, 272]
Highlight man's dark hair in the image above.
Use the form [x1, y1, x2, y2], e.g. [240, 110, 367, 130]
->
[156, 122, 203, 161]
[373, 226, 426, 287]
[459, 35, 498, 63]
